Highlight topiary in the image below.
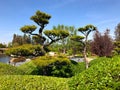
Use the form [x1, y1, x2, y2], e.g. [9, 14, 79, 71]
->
[19, 54, 80, 77]
[5, 44, 45, 56]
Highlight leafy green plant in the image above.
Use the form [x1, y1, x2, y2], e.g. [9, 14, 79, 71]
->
[19, 54, 82, 77]
[5, 44, 45, 56]
[0, 75, 69, 90]
[68, 56, 120, 90]
[0, 62, 24, 75]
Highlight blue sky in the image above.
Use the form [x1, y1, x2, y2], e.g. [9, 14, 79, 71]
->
[0, 0, 120, 44]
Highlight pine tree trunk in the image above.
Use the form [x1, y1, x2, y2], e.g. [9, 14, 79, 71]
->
[83, 52, 89, 69]
[84, 35, 89, 69]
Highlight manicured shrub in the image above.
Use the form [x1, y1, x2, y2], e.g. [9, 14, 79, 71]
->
[5, 44, 45, 56]
[19, 54, 80, 77]
[0, 62, 24, 75]
[68, 56, 120, 90]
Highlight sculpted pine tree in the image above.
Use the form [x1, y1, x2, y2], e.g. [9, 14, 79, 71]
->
[20, 10, 69, 51]
[71, 25, 96, 69]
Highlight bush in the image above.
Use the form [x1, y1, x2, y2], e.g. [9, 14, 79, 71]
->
[19, 55, 79, 77]
[0, 62, 24, 75]
[18, 61, 39, 75]
[5, 44, 45, 56]
[68, 56, 120, 90]
[70, 60, 86, 75]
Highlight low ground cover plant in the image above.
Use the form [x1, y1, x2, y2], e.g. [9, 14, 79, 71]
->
[0, 75, 69, 90]
[0, 62, 24, 75]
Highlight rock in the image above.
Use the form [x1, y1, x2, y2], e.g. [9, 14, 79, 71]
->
[10, 57, 26, 66]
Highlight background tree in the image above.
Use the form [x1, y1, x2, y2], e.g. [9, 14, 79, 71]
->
[0, 43, 6, 48]
[12, 34, 23, 46]
[114, 41, 120, 55]
[51, 25, 78, 54]
[115, 23, 120, 41]
[114, 23, 120, 55]
[91, 29, 113, 57]
[71, 25, 96, 69]
[12, 34, 32, 46]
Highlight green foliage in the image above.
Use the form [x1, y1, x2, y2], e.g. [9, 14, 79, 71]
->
[51, 25, 79, 54]
[18, 61, 39, 75]
[114, 23, 120, 41]
[0, 43, 6, 48]
[20, 25, 37, 34]
[32, 35, 42, 44]
[0, 62, 24, 75]
[114, 41, 120, 55]
[1, 55, 120, 89]
[0, 75, 69, 90]
[12, 34, 32, 46]
[71, 35, 84, 42]
[20, 10, 51, 48]
[70, 61, 86, 75]
[31, 10, 51, 25]
[44, 29, 69, 41]
[19, 55, 75, 77]
[78, 24, 96, 32]
[5, 44, 45, 56]
[72, 24, 96, 69]
[68, 56, 120, 90]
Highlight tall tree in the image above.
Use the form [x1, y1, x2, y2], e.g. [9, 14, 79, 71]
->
[12, 34, 32, 46]
[115, 23, 120, 41]
[91, 29, 113, 57]
[114, 23, 120, 55]
[71, 25, 96, 69]
[12, 34, 23, 46]
[52, 25, 77, 54]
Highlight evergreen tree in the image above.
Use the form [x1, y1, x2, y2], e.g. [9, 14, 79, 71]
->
[20, 10, 69, 52]
[115, 23, 120, 41]
[114, 23, 120, 55]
